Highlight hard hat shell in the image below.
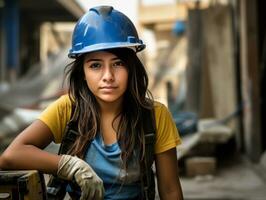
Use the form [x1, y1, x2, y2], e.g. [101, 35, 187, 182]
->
[68, 6, 146, 58]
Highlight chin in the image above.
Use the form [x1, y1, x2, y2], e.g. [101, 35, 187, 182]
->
[98, 96, 123, 104]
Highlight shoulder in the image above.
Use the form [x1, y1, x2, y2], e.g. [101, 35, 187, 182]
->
[38, 94, 72, 143]
[49, 94, 72, 121]
[152, 101, 181, 154]
[40, 94, 72, 115]
[47, 94, 72, 112]
[153, 101, 167, 110]
[153, 100, 174, 131]
[55, 94, 72, 106]
[153, 101, 171, 120]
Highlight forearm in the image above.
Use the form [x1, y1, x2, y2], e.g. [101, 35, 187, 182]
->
[156, 148, 184, 200]
[0, 144, 60, 174]
[159, 180, 183, 200]
[159, 191, 183, 200]
[0, 120, 61, 174]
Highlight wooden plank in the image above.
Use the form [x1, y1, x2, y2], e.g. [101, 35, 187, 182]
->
[185, 8, 202, 113]
[139, 4, 187, 25]
[239, 0, 262, 161]
[198, 118, 233, 143]
[177, 118, 233, 160]
[201, 5, 238, 131]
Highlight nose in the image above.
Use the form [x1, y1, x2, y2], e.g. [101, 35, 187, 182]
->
[102, 66, 114, 82]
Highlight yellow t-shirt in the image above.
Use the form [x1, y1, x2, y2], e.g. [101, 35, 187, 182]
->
[38, 95, 181, 154]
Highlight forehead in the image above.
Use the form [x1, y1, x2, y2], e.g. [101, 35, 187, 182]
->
[84, 51, 118, 60]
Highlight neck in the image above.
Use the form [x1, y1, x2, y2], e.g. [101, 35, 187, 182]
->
[97, 98, 123, 145]
[98, 99, 123, 117]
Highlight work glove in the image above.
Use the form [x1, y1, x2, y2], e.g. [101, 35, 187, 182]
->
[57, 155, 104, 200]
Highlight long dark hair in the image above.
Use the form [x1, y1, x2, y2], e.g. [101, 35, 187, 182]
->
[64, 48, 153, 169]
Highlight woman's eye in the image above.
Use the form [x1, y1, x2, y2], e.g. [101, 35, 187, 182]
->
[113, 60, 125, 67]
[90, 63, 101, 69]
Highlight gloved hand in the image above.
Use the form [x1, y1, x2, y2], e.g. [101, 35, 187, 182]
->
[57, 155, 104, 200]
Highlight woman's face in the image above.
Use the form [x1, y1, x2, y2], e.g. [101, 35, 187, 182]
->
[83, 51, 128, 105]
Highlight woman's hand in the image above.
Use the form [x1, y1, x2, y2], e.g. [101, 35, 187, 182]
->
[57, 155, 104, 200]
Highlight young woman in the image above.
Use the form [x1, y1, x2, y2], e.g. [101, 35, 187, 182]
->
[0, 6, 183, 200]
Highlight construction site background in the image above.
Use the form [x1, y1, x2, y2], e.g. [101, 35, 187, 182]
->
[0, 0, 266, 199]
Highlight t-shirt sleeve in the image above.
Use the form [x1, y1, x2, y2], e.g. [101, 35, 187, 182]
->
[154, 102, 181, 154]
[37, 95, 72, 143]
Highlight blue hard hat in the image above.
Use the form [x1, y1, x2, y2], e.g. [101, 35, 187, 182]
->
[68, 6, 146, 58]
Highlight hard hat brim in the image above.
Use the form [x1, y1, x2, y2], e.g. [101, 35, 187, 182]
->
[68, 42, 146, 58]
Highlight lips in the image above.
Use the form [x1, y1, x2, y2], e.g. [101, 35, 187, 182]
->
[100, 86, 117, 89]
[100, 86, 118, 92]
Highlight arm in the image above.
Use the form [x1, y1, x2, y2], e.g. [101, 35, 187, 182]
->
[155, 147, 183, 200]
[0, 120, 104, 199]
[0, 120, 60, 174]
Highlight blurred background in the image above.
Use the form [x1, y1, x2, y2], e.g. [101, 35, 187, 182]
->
[0, 0, 266, 199]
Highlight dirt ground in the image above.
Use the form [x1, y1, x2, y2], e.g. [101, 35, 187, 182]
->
[179, 154, 266, 200]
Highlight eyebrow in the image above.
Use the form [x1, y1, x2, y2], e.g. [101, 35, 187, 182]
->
[85, 57, 120, 62]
